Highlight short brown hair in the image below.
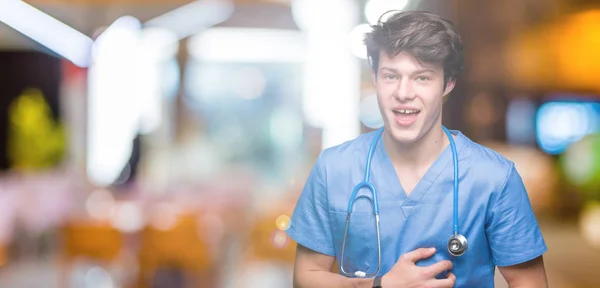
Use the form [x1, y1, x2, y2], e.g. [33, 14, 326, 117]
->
[364, 10, 464, 85]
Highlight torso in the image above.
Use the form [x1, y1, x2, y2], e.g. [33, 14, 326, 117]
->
[320, 129, 515, 287]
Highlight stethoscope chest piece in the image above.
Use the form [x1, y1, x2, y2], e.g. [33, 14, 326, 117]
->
[447, 233, 468, 257]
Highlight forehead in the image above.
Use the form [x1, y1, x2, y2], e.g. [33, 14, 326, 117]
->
[378, 51, 442, 73]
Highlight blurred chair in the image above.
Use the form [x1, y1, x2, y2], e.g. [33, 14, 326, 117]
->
[245, 216, 339, 271]
[250, 221, 296, 258]
[234, 184, 344, 286]
[59, 220, 123, 287]
[235, 199, 299, 288]
[247, 206, 296, 263]
[0, 244, 7, 269]
[136, 213, 215, 288]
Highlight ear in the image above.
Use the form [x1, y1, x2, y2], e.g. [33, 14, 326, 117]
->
[443, 78, 456, 97]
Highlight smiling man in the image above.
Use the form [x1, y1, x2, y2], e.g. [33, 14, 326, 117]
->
[288, 10, 548, 288]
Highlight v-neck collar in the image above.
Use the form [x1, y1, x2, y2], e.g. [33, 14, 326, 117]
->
[372, 128, 468, 219]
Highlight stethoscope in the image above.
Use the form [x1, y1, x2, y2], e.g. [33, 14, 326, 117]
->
[340, 126, 468, 278]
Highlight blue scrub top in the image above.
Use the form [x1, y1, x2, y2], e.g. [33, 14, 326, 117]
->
[287, 129, 547, 287]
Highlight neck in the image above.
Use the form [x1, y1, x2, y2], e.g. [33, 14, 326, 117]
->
[383, 124, 449, 168]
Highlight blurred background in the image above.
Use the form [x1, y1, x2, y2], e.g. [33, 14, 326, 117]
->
[0, 0, 599, 287]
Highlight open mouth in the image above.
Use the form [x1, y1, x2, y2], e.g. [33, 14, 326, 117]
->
[392, 109, 420, 115]
[392, 109, 420, 126]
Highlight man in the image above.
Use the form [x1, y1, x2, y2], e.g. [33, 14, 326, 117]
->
[287, 10, 548, 288]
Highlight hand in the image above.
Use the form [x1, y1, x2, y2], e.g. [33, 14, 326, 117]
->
[381, 247, 455, 288]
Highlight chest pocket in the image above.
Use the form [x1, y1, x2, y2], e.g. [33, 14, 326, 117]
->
[330, 210, 377, 276]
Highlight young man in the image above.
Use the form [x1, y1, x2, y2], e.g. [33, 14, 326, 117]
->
[287, 10, 548, 288]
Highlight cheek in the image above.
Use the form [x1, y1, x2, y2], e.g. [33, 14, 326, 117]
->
[375, 85, 395, 100]
[418, 88, 445, 106]
[375, 95, 387, 111]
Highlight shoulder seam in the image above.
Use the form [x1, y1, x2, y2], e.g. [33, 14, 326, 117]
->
[316, 150, 334, 252]
[490, 161, 515, 210]
[316, 150, 329, 208]
[501, 161, 515, 192]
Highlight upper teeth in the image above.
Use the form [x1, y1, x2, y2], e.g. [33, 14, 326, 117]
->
[396, 109, 418, 114]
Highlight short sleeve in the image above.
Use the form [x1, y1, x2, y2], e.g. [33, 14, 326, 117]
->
[485, 162, 548, 267]
[287, 155, 335, 256]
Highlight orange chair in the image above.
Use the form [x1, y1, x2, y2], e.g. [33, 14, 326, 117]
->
[59, 220, 123, 287]
[0, 244, 7, 268]
[136, 213, 216, 288]
[247, 215, 296, 264]
[248, 224, 339, 274]
[244, 200, 340, 275]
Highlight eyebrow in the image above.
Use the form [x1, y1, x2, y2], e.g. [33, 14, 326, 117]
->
[379, 67, 437, 75]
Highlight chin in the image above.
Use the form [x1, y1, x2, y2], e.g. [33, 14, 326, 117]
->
[386, 124, 422, 144]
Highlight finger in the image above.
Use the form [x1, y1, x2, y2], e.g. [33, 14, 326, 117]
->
[427, 272, 456, 288]
[401, 247, 436, 263]
[446, 272, 456, 282]
[443, 272, 457, 287]
[425, 260, 453, 278]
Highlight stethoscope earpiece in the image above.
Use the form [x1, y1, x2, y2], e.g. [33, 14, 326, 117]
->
[447, 233, 468, 257]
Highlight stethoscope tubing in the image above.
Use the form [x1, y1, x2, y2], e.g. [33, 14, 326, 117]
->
[340, 126, 464, 277]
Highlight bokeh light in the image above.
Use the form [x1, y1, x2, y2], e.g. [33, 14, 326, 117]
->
[138, 27, 178, 62]
[270, 229, 290, 249]
[359, 94, 383, 129]
[556, 10, 600, 91]
[348, 24, 372, 59]
[150, 202, 180, 231]
[275, 215, 291, 231]
[580, 201, 600, 248]
[536, 102, 600, 155]
[109, 202, 144, 233]
[364, 0, 409, 25]
[292, 0, 356, 32]
[561, 133, 600, 199]
[85, 189, 115, 220]
[84, 266, 114, 288]
[87, 15, 143, 187]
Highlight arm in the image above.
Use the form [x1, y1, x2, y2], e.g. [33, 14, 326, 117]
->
[498, 255, 548, 288]
[486, 163, 548, 287]
[293, 244, 374, 288]
[289, 152, 371, 287]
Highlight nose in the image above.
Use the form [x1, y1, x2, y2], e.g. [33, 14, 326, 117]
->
[394, 78, 416, 102]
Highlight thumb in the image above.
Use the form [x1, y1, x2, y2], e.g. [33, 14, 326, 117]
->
[402, 247, 436, 263]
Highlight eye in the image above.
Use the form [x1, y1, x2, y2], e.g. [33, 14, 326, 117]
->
[383, 74, 397, 81]
[416, 76, 430, 82]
